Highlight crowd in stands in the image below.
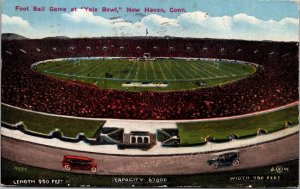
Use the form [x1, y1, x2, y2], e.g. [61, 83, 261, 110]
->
[1, 37, 298, 119]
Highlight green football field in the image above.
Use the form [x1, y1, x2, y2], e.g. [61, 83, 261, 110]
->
[33, 59, 256, 92]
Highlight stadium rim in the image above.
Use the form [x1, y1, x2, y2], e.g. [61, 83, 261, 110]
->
[2, 101, 298, 123]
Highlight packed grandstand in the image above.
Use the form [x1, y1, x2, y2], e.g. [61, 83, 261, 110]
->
[1, 36, 298, 120]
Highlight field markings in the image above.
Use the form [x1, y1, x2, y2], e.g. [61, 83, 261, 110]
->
[42, 60, 252, 83]
[100, 61, 124, 77]
[144, 62, 148, 80]
[172, 62, 187, 79]
[134, 61, 141, 81]
[190, 63, 213, 78]
[190, 62, 211, 77]
[86, 61, 109, 77]
[221, 62, 252, 76]
[198, 62, 222, 77]
[157, 62, 167, 80]
[217, 64, 236, 76]
[184, 63, 206, 79]
[115, 61, 129, 79]
[45, 61, 75, 72]
[68, 60, 102, 76]
[175, 62, 196, 79]
[66, 61, 89, 75]
[58, 60, 87, 75]
[206, 62, 235, 76]
[73, 60, 100, 76]
[201, 62, 229, 78]
[92, 60, 121, 78]
[150, 62, 158, 80]
[193, 62, 220, 78]
[161, 62, 177, 80]
[126, 62, 136, 79]
[71, 61, 90, 75]
[107, 61, 126, 78]
[85, 61, 107, 77]
[192, 61, 248, 80]
[47, 61, 76, 74]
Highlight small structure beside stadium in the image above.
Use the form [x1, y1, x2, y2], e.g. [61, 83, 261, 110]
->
[97, 121, 157, 150]
[118, 131, 156, 150]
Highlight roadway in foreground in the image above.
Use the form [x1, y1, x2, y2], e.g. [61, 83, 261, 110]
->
[1, 133, 298, 175]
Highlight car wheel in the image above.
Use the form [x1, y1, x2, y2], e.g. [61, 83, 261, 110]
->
[232, 159, 240, 167]
[91, 167, 97, 173]
[212, 162, 219, 169]
[64, 164, 71, 171]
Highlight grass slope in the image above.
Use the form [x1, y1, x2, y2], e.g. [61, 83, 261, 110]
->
[177, 105, 299, 145]
[1, 105, 105, 138]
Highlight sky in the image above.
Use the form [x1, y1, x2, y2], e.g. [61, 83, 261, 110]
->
[1, 0, 299, 41]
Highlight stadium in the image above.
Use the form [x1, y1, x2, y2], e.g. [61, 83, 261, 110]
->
[2, 0, 299, 186]
[1, 0, 299, 188]
[1, 34, 299, 187]
[2, 36, 298, 119]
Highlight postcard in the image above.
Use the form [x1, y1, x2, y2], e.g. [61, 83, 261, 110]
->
[1, 0, 299, 187]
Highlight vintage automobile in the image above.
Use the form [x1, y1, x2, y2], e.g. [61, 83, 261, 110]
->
[62, 155, 97, 173]
[208, 151, 240, 169]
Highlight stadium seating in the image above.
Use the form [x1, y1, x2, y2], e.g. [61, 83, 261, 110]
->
[1, 37, 298, 119]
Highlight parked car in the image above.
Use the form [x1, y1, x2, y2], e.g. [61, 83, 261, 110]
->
[208, 151, 240, 169]
[62, 155, 97, 173]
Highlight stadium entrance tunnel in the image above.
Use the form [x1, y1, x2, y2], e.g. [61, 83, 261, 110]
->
[32, 57, 258, 92]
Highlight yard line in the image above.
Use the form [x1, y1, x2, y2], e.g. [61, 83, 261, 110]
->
[99, 60, 125, 77]
[184, 63, 206, 78]
[189, 63, 211, 78]
[44, 70, 102, 80]
[46, 61, 75, 72]
[207, 62, 235, 76]
[90, 60, 120, 77]
[54, 60, 84, 74]
[44, 70, 70, 77]
[220, 62, 248, 76]
[134, 62, 141, 81]
[192, 62, 216, 76]
[157, 62, 167, 80]
[173, 64, 187, 79]
[115, 61, 129, 79]
[150, 61, 157, 80]
[106, 61, 126, 78]
[84, 61, 106, 76]
[126, 62, 135, 79]
[200, 62, 228, 77]
[86, 61, 109, 76]
[175, 62, 195, 79]
[161, 62, 177, 80]
[144, 62, 148, 80]
[74, 60, 100, 75]
[193, 62, 220, 77]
